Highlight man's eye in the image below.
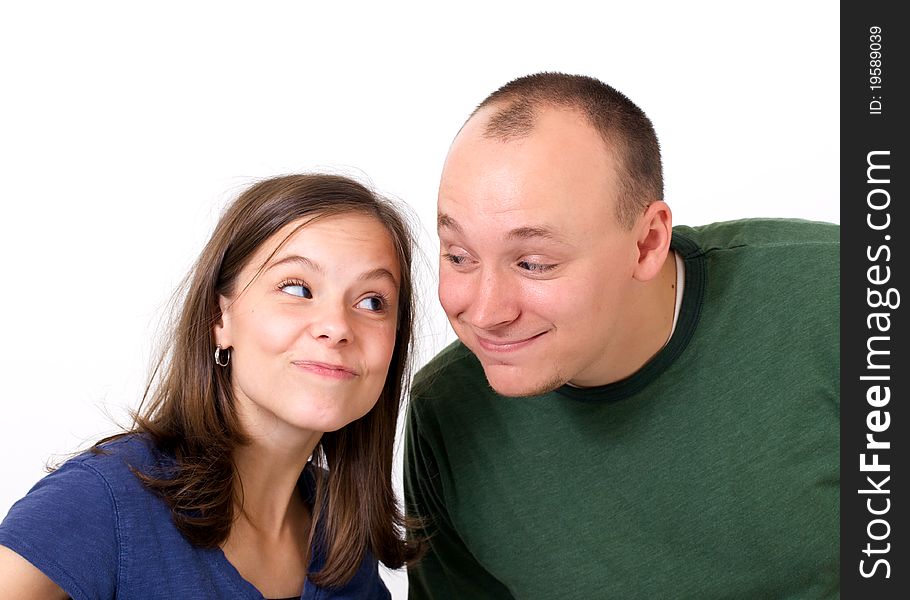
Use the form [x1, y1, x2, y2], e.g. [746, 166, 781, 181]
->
[356, 296, 386, 312]
[517, 260, 556, 273]
[280, 282, 312, 298]
[443, 253, 468, 266]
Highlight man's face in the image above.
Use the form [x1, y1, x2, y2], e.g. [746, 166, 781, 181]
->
[437, 107, 643, 396]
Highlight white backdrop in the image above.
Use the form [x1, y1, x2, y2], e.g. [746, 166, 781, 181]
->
[0, 2, 838, 597]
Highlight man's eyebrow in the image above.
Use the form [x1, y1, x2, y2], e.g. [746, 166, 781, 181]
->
[506, 226, 562, 241]
[439, 212, 566, 244]
[437, 213, 462, 233]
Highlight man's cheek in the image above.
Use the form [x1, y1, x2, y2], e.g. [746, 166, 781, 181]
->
[438, 277, 465, 317]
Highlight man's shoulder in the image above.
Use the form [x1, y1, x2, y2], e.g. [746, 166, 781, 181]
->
[674, 218, 838, 255]
[412, 340, 485, 401]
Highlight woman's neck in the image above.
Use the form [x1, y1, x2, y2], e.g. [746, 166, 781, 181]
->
[221, 431, 322, 597]
[231, 431, 318, 530]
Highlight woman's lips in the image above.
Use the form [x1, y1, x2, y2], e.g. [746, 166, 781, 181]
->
[292, 361, 358, 380]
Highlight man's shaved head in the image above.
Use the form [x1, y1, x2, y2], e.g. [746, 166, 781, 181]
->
[468, 72, 663, 228]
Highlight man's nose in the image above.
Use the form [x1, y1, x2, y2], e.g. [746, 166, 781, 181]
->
[464, 268, 520, 330]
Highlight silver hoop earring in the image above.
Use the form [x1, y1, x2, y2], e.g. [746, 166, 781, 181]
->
[214, 344, 231, 367]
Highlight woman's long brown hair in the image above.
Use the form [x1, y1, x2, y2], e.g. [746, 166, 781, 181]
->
[105, 174, 421, 586]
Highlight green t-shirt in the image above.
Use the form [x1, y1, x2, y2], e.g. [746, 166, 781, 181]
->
[405, 219, 839, 599]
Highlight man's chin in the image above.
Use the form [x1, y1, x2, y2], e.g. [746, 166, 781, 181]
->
[480, 362, 566, 398]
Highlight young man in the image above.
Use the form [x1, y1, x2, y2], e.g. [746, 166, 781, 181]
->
[405, 73, 838, 598]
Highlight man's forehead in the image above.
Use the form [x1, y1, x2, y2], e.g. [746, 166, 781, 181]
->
[439, 105, 621, 239]
[437, 209, 572, 245]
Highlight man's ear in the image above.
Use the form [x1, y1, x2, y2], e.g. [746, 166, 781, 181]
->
[633, 201, 673, 282]
[213, 294, 233, 348]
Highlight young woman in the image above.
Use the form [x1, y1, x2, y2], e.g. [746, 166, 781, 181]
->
[0, 174, 421, 599]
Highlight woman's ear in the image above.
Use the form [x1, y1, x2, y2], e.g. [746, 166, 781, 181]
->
[213, 295, 233, 348]
[633, 200, 673, 282]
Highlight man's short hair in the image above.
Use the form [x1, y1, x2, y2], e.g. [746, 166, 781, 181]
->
[472, 72, 663, 228]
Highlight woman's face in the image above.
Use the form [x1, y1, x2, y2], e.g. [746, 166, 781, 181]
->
[214, 212, 401, 441]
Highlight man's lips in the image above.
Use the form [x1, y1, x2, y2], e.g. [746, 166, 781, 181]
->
[474, 331, 548, 353]
[292, 361, 358, 380]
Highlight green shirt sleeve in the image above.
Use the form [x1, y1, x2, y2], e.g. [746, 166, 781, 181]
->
[404, 391, 515, 599]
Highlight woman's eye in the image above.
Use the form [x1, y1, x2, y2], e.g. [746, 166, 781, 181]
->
[356, 296, 386, 312]
[281, 283, 312, 298]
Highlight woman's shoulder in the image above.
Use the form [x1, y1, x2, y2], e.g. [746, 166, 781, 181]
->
[0, 436, 162, 599]
[15, 434, 165, 509]
[0, 434, 253, 599]
[2, 435, 166, 527]
[68, 433, 165, 480]
[0, 434, 170, 552]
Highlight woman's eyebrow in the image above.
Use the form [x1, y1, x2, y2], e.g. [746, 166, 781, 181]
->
[266, 254, 324, 274]
[359, 267, 399, 287]
[267, 255, 398, 287]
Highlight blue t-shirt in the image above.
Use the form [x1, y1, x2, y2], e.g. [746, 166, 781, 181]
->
[0, 436, 391, 599]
